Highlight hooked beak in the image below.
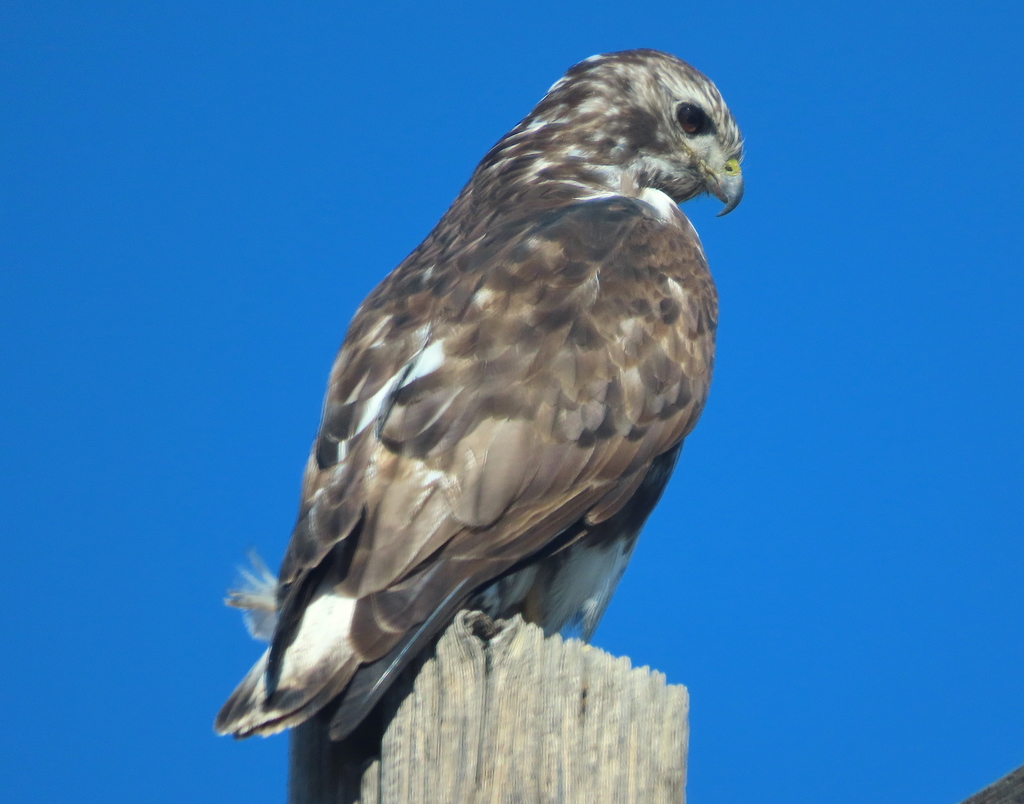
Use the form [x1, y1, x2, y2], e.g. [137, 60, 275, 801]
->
[709, 159, 744, 216]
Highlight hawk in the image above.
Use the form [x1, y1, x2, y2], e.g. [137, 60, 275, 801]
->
[216, 48, 743, 741]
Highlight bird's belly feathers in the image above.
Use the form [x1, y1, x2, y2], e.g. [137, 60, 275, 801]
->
[470, 533, 637, 641]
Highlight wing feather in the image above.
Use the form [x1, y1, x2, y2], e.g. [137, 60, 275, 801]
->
[216, 195, 718, 738]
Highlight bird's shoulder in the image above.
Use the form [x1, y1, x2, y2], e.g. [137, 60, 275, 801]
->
[279, 193, 716, 588]
[321, 194, 715, 446]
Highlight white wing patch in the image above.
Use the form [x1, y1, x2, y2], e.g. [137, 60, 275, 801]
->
[400, 339, 446, 388]
[354, 380, 395, 436]
[337, 339, 448, 464]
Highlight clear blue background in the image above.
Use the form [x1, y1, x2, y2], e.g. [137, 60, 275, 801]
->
[2, 2, 1022, 802]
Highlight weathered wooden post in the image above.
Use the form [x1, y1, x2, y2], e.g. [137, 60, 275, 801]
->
[958, 763, 1024, 804]
[289, 611, 689, 803]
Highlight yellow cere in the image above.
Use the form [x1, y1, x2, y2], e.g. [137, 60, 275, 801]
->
[723, 158, 741, 176]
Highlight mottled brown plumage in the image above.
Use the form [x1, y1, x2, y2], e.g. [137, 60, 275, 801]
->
[216, 48, 743, 740]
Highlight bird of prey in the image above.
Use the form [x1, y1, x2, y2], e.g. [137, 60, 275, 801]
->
[216, 48, 743, 741]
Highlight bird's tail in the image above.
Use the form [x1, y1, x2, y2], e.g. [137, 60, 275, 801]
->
[214, 555, 361, 738]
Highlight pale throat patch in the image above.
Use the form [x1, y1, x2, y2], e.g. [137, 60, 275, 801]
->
[638, 186, 680, 223]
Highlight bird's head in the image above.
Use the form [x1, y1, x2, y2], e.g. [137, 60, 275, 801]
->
[517, 49, 744, 215]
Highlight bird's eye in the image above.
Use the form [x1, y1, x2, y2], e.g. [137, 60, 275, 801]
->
[676, 103, 710, 135]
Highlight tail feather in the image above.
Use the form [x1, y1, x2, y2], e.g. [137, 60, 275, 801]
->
[215, 587, 361, 738]
[215, 650, 360, 737]
[328, 577, 473, 740]
[214, 650, 272, 736]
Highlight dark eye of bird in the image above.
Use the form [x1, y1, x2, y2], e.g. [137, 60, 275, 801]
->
[676, 103, 710, 135]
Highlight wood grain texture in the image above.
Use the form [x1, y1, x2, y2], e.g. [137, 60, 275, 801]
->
[959, 763, 1024, 804]
[290, 611, 688, 804]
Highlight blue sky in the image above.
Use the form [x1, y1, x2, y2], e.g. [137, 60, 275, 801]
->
[2, 2, 1022, 802]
